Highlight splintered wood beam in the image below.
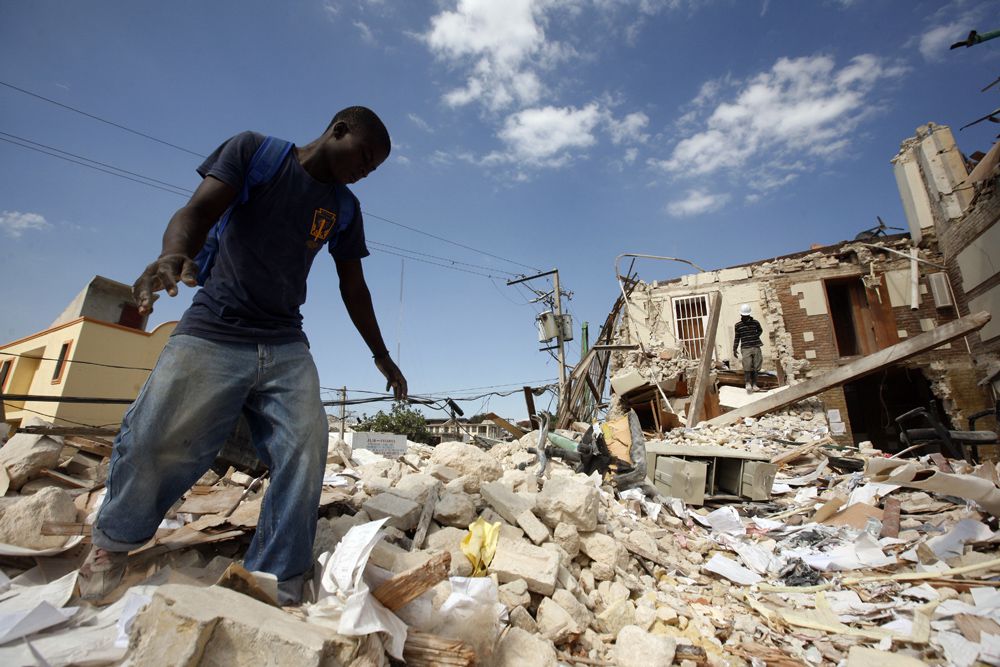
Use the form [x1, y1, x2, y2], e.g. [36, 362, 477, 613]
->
[688, 292, 722, 426]
[372, 550, 450, 612]
[403, 631, 477, 666]
[704, 311, 992, 428]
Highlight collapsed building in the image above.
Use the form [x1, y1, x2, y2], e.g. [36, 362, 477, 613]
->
[603, 122, 998, 454]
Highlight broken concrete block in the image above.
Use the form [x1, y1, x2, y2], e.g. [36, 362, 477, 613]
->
[428, 442, 502, 492]
[393, 473, 441, 504]
[433, 491, 476, 528]
[0, 419, 63, 491]
[0, 486, 76, 550]
[579, 531, 629, 575]
[480, 481, 534, 525]
[612, 625, 677, 667]
[535, 476, 599, 532]
[425, 463, 461, 484]
[536, 596, 580, 644]
[516, 509, 550, 545]
[493, 626, 557, 667]
[362, 492, 421, 532]
[553, 522, 580, 558]
[552, 588, 592, 629]
[491, 537, 559, 596]
[508, 605, 538, 634]
[128, 584, 356, 666]
[498, 578, 531, 608]
[597, 598, 636, 635]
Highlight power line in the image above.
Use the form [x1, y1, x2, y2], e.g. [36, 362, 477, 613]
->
[0, 79, 207, 157]
[363, 210, 541, 274]
[0, 350, 154, 372]
[0, 134, 193, 198]
[0, 131, 195, 194]
[0, 130, 538, 283]
[368, 239, 519, 277]
[0, 80, 541, 275]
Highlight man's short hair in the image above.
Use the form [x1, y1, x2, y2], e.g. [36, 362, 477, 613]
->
[328, 106, 391, 154]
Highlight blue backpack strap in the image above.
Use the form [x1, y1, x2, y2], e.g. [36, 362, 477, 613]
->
[195, 136, 293, 285]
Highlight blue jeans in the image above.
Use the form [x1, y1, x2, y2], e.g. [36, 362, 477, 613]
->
[93, 334, 328, 596]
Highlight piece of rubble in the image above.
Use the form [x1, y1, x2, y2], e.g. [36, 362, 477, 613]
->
[597, 598, 637, 635]
[433, 491, 476, 528]
[536, 596, 580, 643]
[0, 486, 77, 549]
[426, 526, 474, 577]
[491, 537, 560, 596]
[552, 588, 592, 629]
[393, 473, 441, 504]
[535, 475, 599, 531]
[493, 626, 558, 667]
[612, 625, 677, 667]
[553, 523, 580, 558]
[362, 492, 421, 531]
[579, 531, 629, 580]
[498, 578, 531, 608]
[128, 584, 357, 665]
[428, 442, 502, 492]
[508, 605, 539, 633]
[480, 481, 534, 525]
[516, 509, 550, 545]
[0, 419, 64, 491]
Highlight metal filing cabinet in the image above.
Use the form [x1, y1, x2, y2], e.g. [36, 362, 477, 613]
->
[645, 443, 777, 506]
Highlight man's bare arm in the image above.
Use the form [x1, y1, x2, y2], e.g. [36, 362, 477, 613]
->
[133, 176, 237, 314]
[335, 258, 408, 400]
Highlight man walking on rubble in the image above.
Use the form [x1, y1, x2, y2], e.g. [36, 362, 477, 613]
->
[733, 303, 764, 394]
[78, 106, 407, 604]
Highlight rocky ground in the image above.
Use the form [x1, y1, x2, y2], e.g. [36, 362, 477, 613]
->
[1, 412, 1000, 666]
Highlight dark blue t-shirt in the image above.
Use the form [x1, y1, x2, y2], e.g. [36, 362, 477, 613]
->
[173, 131, 369, 345]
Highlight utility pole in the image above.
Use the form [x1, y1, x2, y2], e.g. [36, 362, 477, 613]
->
[507, 269, 569, 404]
[339, 386, 347, 441]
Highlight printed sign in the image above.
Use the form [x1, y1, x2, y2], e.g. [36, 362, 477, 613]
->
[352, 432, 407, 458]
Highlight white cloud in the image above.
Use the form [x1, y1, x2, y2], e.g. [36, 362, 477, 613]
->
[321, 0, 340, 20]
[423, 0, 554, 111]
[354, 20, 375, 44]
[915, 1, 991, 62]
[666, 189, 729, 217]
[408, 113, 433, 132]
[623, 147, 639, 163]
[610, 111, 649, 145]
[489, 103, 604, 167]
[656, 54, 906, 179]
[0, 210, 51, 237]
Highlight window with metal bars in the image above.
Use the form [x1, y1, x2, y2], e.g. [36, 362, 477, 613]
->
[672, 294, 709, 359]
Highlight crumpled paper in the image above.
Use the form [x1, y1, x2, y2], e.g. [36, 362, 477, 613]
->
[305, 518, 407, 660]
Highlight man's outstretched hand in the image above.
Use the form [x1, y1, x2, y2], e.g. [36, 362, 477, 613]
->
[375, 355, 408, 400]
[132, 253, 199, 315]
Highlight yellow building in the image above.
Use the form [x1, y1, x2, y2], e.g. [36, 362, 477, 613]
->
[1, 276, 176, 434]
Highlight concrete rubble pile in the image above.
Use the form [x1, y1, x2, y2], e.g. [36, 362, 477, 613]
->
[3, 413, 1000, 666]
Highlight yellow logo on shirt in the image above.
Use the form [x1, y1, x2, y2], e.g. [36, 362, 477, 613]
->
[308, 208, 337, 249]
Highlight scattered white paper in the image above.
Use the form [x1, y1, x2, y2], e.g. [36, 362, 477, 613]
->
[751, 517, 787, 532]
[0, 537, 85, 558]
[0, 602, 77, 645]
[776, 459, 829, 486]
[928, 519, 995, 560]
[322, 473, 357, 489]
[730, 542, 775, 575]
[938, 630, 980, 667]
[704, 507, 746, 536]
[114, 591, 153, 648]
[847, 482, 900, 508]
[900, 584, 940, 601]
[794, 487, 819, 503]
[972, 588, 1000, 609]
[770, 483, 793, 495]
[704, 553, 761, 585]
[307, 519, 407, 660]
[0, 571, 9, 595]
[619, 488, 661, 521]
[0, 570, 78, 614]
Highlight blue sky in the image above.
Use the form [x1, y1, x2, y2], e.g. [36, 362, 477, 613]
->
[1, 0, 998, 421]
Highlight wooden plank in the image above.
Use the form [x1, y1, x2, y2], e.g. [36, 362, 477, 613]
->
[704, 311, 992, 427]
[18, 426, 118, 437]
[39, 468, 93, 489]
[482, 412, 526, 439]
[65, 435, 114, 457]
[687, 292, 722, 426]
[411, 491, 437, 551]
[403, 630, 476, 667]
[42, 522, 91, 536]
[881, 497, 901, 538]
[372, 550, 451, 612]
[523, 386, 537, 425]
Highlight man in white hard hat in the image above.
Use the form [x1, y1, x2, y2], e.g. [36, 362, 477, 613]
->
[733, 303, 764, 393]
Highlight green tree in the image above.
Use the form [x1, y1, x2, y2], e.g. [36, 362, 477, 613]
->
[354, 402, 432, 444]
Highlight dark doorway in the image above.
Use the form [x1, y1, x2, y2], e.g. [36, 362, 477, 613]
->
[825, 276, 899, 358]
[843, 367, 948, 452]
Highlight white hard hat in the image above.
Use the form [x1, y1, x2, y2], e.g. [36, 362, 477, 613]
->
[739, 303, 752, 316]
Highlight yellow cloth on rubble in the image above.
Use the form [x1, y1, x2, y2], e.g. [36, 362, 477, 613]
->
[461, 517, 501, 577]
